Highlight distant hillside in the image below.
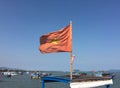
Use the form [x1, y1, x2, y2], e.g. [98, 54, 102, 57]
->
[0, 67, 25, 72]
[109, 69, 120, 72]
[0, 67, 11, 70]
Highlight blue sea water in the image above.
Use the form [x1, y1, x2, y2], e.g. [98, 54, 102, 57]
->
[0, 72, 120, 88]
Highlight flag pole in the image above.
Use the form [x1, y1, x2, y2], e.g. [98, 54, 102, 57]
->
[70, 21, 73, 80]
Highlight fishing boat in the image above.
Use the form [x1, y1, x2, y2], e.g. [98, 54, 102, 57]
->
[41, 74, 113, 88]
[39, 21, 113, 88]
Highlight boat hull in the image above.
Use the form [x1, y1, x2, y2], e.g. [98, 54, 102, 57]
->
[70, 79, 113, 88]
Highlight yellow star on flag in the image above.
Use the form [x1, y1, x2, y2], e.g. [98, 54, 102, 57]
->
[51, 38, 58, 44]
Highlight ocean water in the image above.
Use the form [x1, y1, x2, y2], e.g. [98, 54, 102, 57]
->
[0, 72, 120, 88]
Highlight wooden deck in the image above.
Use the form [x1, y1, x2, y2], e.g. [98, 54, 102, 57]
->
[65, 75, 111, 82]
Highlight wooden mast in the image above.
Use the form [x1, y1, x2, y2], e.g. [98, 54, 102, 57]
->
[70, 21, 73, 80]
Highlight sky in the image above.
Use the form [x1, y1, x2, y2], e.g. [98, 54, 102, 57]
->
[0, 0, 120, 71]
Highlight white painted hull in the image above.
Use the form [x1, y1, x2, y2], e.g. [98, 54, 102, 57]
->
[70, 79, 113, 88]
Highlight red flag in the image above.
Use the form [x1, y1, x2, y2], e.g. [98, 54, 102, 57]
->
[39, 25, 72, 53]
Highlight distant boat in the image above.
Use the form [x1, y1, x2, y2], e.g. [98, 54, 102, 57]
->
[30, 72, 52, 79]
[3, 72, 17, 78]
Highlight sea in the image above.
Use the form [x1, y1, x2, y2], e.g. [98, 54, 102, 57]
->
[0, 72, 120, 88]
